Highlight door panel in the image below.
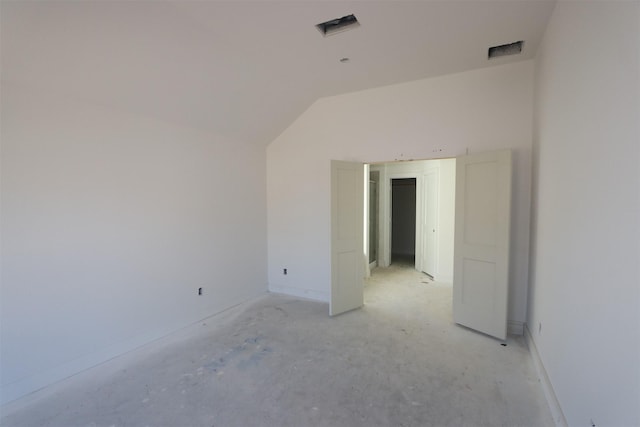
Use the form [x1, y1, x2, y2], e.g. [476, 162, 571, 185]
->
[421, 170, 438, 276]
[330, 160, 364, 316]
[453, 150, 511, 340]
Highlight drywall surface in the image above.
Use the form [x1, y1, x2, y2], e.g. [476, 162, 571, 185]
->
[528, 2, 640, 425]
[0, 82, 267, 404]
[267, 61, 534, 323]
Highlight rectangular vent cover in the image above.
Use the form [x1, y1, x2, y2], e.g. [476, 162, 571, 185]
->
[488, 41, 524, 59]
[316, 14, 360, 37]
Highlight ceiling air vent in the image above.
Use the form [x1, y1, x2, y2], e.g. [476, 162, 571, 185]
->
[488, 41, 524, 59]
[316, 14, 360, 37]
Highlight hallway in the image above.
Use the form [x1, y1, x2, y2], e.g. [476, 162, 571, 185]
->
[2, 265, 553, 427]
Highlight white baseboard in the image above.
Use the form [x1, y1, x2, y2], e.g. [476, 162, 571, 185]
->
[2, 319, 213, 406]
[1, 289, 266, 408]
[268, 284, 329, 303]
[524, 324, 568, 427]
[507, 320, 524, 335]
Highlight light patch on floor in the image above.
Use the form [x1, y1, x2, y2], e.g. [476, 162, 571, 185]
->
[1, 264, 553, 426]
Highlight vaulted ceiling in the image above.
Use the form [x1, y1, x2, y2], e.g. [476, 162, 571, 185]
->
[1, 1, 556, 146]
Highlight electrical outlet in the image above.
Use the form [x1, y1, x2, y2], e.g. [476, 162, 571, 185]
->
[283, 268, 287, 275]
[198, 287, 203, 296]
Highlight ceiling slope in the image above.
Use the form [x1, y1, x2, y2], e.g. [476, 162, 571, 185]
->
[1, 1, 556, 145]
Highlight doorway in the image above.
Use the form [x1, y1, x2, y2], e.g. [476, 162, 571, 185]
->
[391, 178, 416, 265]
[369, 171, 380, 267]
[333, 151, 512, 340]
[367, 159, 456, 281]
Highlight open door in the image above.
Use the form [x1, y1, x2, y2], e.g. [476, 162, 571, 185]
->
[421, 170, 438, 277]
[453, 150, 511, 340]
[330, 160, 364, 316]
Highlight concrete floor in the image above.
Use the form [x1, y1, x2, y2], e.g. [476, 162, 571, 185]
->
[2, 264, 554, 426]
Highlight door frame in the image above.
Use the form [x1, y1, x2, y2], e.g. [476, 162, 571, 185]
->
[382, 170, 422, 269]
[370, 161, 435, 271]
[388, 176, 419, 266]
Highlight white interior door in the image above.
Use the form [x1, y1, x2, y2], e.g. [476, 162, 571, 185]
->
[453, 150, 511, 340]
[330, 160, 364, 316]
[421, 170, 438, 276]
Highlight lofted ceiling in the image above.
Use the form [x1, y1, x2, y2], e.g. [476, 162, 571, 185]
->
[1, 1, 556, 146]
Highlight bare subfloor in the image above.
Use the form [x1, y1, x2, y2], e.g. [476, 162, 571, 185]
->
[2, 265, 553, 427]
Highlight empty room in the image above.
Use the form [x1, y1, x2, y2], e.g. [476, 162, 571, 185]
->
[1, 1, 638, 426]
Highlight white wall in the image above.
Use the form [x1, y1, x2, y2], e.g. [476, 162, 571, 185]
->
[267, 61, 534, 325]
[528, 2, 640, 425]
[0, 82, 267, 404]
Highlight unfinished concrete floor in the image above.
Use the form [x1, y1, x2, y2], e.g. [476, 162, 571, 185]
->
[2, 264, 553, 427]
